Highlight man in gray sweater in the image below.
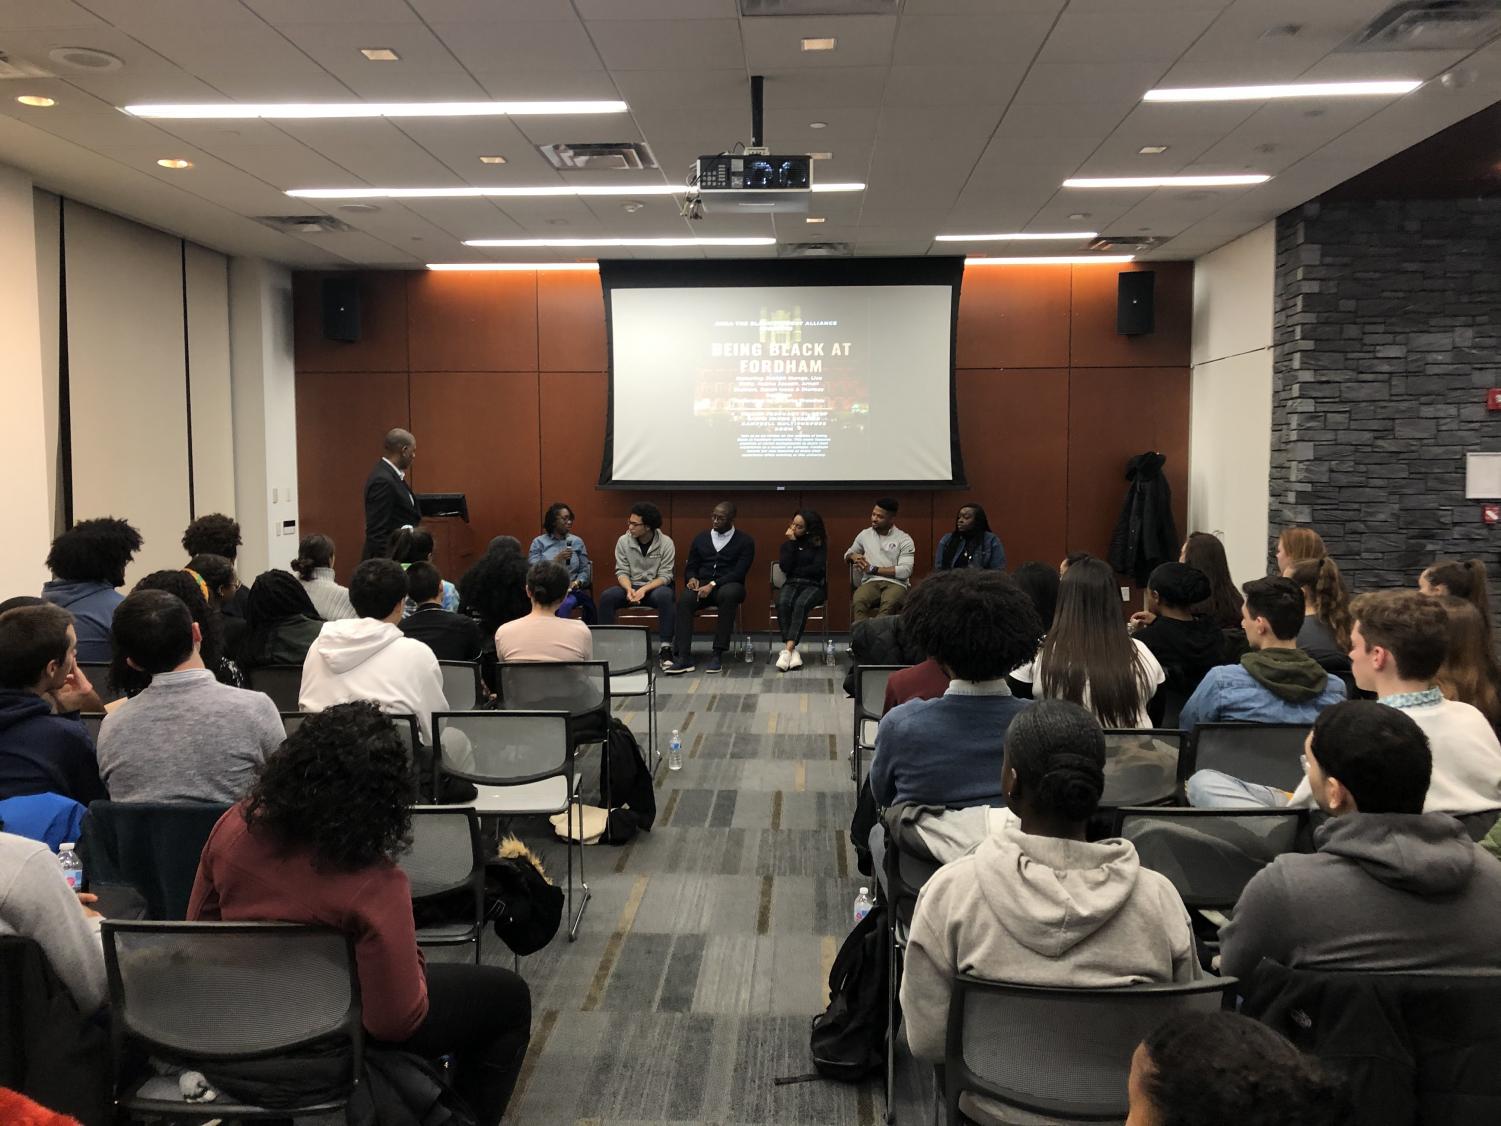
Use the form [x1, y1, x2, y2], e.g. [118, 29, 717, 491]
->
[844, 497, 916, 622]
[98, 590, 284, 803]
[1221, 700, 1501, 985]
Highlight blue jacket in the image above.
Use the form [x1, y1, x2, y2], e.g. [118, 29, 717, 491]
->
[933, 531, 1006, 572]
[41, 580, 121, 663]
[1180, 661, 1347, 732]
[0, 690, 107, 806]
[871, 688, 1030, 808]
[528, 532, 592, 586]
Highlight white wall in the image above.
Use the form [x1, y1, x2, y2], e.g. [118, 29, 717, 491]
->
[1189, 223, 1275, 585]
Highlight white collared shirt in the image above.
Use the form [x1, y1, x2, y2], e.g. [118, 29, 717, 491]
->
[382, 457, 405, 482]
[710, 526, 734, 553]
[943, 677, 1013, 697]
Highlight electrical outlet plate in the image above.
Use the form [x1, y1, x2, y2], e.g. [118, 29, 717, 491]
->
[1120, 586, 1131, 602]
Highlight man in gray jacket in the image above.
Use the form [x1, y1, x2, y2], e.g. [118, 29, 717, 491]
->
[1221, 700, 1501, 985]
[598, 501, 676, 660]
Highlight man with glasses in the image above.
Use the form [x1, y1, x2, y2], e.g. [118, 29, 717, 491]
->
[598, 502, 676, 662]
[665, 502, 755, 675]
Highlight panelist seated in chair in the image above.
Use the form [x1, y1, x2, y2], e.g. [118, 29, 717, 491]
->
[527, 502, 596, 624]
[598, 502, 676, 662]
[844, 497, 915, 623]
[1220, 700, 1501, 988]
[496, 562, 593, 663]
[665, 501, 755, 676]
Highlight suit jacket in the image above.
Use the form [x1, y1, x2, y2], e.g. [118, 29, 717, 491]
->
[362, 459, 421, 560]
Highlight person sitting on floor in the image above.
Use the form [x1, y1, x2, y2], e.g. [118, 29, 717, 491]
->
[495, 562, 593, 663]
[665, 501, 755, 676]
[41, 517, 143, 664]
[1219, 700, 1501, 985]
[400, 561, 485, 663]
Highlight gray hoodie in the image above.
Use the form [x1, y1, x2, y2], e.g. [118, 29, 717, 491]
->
[1220, 812, 1501, 983]
[900, 814, 1201, 1064]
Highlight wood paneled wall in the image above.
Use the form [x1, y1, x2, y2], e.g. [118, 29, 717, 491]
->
[293, 262, 1192, 631]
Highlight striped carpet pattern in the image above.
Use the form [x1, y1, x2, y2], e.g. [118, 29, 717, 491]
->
[452, 653, 897, 1125]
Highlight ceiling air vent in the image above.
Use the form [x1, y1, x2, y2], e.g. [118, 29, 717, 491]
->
[0, 51, 53, 80]
[1341, 1, 1501, 51]
[1090, 235, 1169, 252]
[740, 0, 899, 14]
[537, 142, 657, 171]
[256, 215, 355, 235]
[778, 241, 852, 257]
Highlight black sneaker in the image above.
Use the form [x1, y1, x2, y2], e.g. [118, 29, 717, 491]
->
[705, 653, 723, 673]
[658, 644, 674, 666]
[663, 659, 696, 676]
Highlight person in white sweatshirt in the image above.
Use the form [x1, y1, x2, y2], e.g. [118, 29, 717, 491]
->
[900, 699, 1201, 1085]
[299, 558, 446, 747]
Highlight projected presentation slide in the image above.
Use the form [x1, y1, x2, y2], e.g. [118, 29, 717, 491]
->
[606, 284, 956, 486]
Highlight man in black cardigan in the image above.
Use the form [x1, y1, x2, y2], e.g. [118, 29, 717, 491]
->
[665, 501, 755, 675]
[361, 428, 421, 561]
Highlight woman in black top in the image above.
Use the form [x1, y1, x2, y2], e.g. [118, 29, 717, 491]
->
[1129, 562, 1226, 723]
[237, 570, 324, 672]
[776, 510, 828, 671]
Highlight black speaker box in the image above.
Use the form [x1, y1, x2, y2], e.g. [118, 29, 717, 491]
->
[321, 276, 361, 343]
[1116, 270, 1155, 336]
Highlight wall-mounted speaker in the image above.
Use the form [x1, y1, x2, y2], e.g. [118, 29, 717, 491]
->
[321, 276, 361, 343]
[1116, 270, 1155, 336]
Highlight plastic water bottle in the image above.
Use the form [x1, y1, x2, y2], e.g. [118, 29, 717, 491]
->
[742, 633, 753, 663]
[58, 843, 84, 892]
[824, 638, 836, 667]
[852, 886, 874, 924]
[668, 729, 683, 772]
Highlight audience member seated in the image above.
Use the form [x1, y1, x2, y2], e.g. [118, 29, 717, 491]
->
[775, 509, 829, 672]
[842, 585, 926, 698]
[1420, 557, 1492, 646]
[112, 569, 243, 693]
[98, 590, 282, 803]
[182, 513, 249, 620]
[457, 536, 531, 639]
[1434, 595, 1501, 737]
[878, 578, 951, 711]
[1129, 563, 1226, 716]
[299, 560, 446, 746]
[0, 827, 107, 1016]
[1010, 560, 1059, 630]
[1220, 701, 1501, 984]
[528, 502, 596, 624]
[1181, 531, 1246, 649]
[666, 501, 755, 675]
[1275, 526, 1327, 573]
[40, 517, 143, 663]
[1127, 1012, 1351, 1126]
[1284, 555, 1354, 675]
[845, 497, 915, 622]
[1058, 550, 1093, 577]
[389, 528, 459, 613]
[289, 533, 356, 621]
[189, 703, 531, 1123]
[236, 570, 324, 672]
[400, 561, 485, 663]
[0, 605, 106, 806]
[598, 503, 676, 659]
[1179, 576, 1346, 758]
[185, 552, 245, 659]
[900, 700, 1200, 1082]
[933, 503, 1006, 572]
[495, 562, 592, 663]
[1011, 557, 1166, 729]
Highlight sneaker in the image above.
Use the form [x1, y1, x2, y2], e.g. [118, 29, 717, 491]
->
[775, 649, 792, 672]
[663, 659, 696, 676]
[705, 653, 723, 673]
[658, 644, 674, 666]
[788, 648, 803, 670]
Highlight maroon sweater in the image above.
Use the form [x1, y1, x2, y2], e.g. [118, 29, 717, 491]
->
[188, 806, 428, 1042]
[883, 658, 951, 715]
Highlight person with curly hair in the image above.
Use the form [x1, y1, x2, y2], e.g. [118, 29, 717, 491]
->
[189, 702, 531, 1123]
[182, 513, 249, 620]
[41, 517, 143, 662]
[899, 700, 1200, 1106]
[528, 502, 596, 623]
[457, 537, 531, 638]
[1126, 1012, 1350, 1126]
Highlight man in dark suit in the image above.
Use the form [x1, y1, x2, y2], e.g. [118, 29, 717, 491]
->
[361, 428, 421, 560]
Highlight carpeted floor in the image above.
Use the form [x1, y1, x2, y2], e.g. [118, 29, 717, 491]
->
[438, 644, 912, 1125]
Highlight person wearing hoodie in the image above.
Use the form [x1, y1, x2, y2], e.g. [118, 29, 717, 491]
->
[236, 570, 325, 673]
[1128, 562, 1227, 717]
[1220, 700, 1501, 984]
[40, 516, 143, 663]
[0, 604, 108, 806]
[900, 700, 1201, 1079]
[298, 558, 446, 746]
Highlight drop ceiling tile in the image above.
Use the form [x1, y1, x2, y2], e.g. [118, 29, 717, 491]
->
[472, 69, 623, 101]
[0, 25, 188, 86]
[276, 120, 466, 184]
[430, 21, 604, 74]
[411, 0, 582, 20]
[741, 15, 899, 70]
[0, 0, 106, 29]
[78, 0, 259, 27]
[62, 71, 225, 105]
[243, 0, 418, 24]
[768, 104, 881, 138]
[577, 0, 737, 15]
[902, 0, 1065, 12]
[388, 117, 537, 167]
[881, 64, 1027, 108]
[1106, 102, 1260, 143]
[114, 21, 341, 84]
[588, 19, 743, 71]
[1012, 62, 1168, 106]
[759, 67, 889, 109]
[612, 68, 747, 110]
[893, 14, 1057, 67]
[876, 103, 1000, 141]
[1037, 8, 1223, 64]
[404, 198, 530, 238]
[276, 22, 475, 76]
[994, 102, 1132, 137]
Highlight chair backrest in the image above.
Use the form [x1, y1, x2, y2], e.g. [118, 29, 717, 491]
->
[439, 661, 481, 711]
[945, 975, 1236, 1122]
[1186, 723, 1311, 792]
[83, 801, 232, 919]
[1116, 806, 1310, 909]
[399, 808, 482, 899]
[1100, 730, 1182, 809]
[496, 660, 609, 744]
[80, 712, 106, 746]
[854, 664, 908, 747]
[102, 920, 361, 1091]
[281, 711, 418, 756]
[885, 835, 943, 935]
[78, 663, 122, 706]
[588, 625, 651, 676]
[433, 709, 571, 786]
[245, 664, 304, 711]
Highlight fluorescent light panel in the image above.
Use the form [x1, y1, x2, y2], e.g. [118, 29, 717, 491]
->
[935, 231, 1098, 242]
[286, 182, 865, 199]
[966, 255, 1134, 266]
[1064, 174, 1269, 188]
[427, 262, 600, 271]
[464, 237, 775, 247]
[123, 100, 628, 119]
[1144, 80, 1421, 102]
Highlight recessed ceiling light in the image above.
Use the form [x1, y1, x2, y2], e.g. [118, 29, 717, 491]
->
[1143, 80, 1420, 103]
[478, 155, 507, 164]
[935, 231, 1098, 242]
[809, 121, 828, 129]
[966, 256, 1135, 266]
[286, 182, 865, 199]
[1068, 213, 1090, 221]
[806, 216, 826, 224]
[360, 48, 400, 61]
[801, 37, 837, 51]
[123, 100, 630, 119]
[621, 201, 645, 213]
[807, 151, 833, 160]
[1063, 174, 1269, 188]
[1138, 145, 1169, 155]
[156, 158, 193, 169]
[428, 262, 601, 272]
[463, 236, 777, 248]
[16, 95, 55, 107]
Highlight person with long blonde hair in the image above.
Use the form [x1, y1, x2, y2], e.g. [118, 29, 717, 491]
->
[1274, 527, 1326, 574]
[1434, 595, 1501, 737]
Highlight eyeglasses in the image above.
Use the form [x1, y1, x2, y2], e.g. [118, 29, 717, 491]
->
[626, 519, 645, 528]
[1300, 754, 1309, 774]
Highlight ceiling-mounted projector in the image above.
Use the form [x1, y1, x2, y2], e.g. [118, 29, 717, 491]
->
[693, 153, 813, 213]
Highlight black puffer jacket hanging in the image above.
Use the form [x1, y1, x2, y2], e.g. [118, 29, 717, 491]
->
[1107, 451, 1178, 586]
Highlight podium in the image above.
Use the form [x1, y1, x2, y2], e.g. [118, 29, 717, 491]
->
[417, 494, 474, 585]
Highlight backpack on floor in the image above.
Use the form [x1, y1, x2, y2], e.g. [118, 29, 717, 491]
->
[809, 904, 889, 1081]
[596, 719, 657, 843]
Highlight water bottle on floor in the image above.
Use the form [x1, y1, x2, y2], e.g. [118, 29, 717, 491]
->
[742, 634, 753, 663]
[58, 843, 84, 892]
[824, 638, 835, 666]
[668, 729, 683, 771]
[852, 886, 874, 924]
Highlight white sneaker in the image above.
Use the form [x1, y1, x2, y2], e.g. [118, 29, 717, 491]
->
[775, 648, 792, 671]
[789, 648, 803, 670]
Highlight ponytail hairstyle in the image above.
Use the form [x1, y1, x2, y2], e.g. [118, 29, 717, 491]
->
[1003, 700, 1106, 826]
[1433, 595, 1501, 733]
[1285, 556, 1353, 650]
[291, 534, 337, 582]
[1423, 559, 1492, 644]
[1039, 557, 1151, 729]
[387, 527, 436, 566]
[1278, 527, 1326, 567]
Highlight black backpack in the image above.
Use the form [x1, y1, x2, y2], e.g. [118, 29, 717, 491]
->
[809, 904, 889, 1081]
[597, 719, 657, 844]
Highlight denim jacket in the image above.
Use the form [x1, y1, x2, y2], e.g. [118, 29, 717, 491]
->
[1180, 663, 1347, 732]
[528, 532, 592, 586]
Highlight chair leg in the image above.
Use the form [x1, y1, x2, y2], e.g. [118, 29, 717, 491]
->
[566, 804, 591, 941]
[887, 940, 903, 1124]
